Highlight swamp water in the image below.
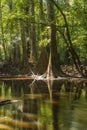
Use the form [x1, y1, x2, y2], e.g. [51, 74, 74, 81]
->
[0, 79, 87, 130]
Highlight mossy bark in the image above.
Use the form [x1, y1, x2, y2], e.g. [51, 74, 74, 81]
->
[35, 47, 49, 75]
[35, 0, 65, 78]
[46, 0, 63, 78]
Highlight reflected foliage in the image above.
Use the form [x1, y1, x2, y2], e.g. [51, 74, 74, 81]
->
[0, 79, 87, 129]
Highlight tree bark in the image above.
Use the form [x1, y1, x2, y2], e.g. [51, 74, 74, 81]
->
[20, 21, 27, 65]
[46, 0, 63, 77]
[0, 0, 7, 59]
[35, 0, 48, 74]
[35, 47, 48, 75]
[30, 0, 37, 62]
[51, 0, 87, 76]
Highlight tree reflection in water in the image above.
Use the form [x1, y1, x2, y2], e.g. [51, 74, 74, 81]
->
[0, 79, 87, 130]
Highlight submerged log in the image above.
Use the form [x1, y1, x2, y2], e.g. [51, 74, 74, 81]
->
[0, 100, 11, 106]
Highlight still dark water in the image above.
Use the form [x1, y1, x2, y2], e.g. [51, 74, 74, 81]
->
[0, 79, 87, 130]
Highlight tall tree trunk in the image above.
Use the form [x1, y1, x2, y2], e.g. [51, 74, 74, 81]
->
[46, 0, 62, 77]
[0, 0, 7, 59]
[39, 0, 45, 30]
[51, 0, 87, 76]
[30, 0, 37, 62]
[25, 2, 31, 61]
[20, 21, 27, 65]
[35, 0, 63, 77]
[8, 0, 15, 64]
[35, 0, 49, 74]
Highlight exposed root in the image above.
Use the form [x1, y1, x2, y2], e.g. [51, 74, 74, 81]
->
[30, 70, 66, 82]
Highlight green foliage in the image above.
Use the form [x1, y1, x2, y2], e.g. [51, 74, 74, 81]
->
[39, 38, 50, 47]
[0, 0, 87, 63]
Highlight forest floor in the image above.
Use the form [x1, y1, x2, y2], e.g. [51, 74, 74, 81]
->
[0, 61, 32, 76]
[0, 61, 84, 78]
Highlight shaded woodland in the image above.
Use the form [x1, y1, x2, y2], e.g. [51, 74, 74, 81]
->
[0, 0, 87, 78]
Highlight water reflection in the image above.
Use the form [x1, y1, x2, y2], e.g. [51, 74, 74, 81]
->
[0, 79, 87, 130]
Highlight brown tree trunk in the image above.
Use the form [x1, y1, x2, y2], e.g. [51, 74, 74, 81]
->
[30, 0, 37, 62]
[0, 0, 7, 59]
[35, 0, 64, 78]
[51, 0, 87, 76]
[35, 47, 49, 75]
[20, 21, 27, 65]
[46, 0, 63, 78]
[35, 0, 48, 75]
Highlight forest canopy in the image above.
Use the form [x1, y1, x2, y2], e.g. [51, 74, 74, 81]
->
[0, 0, 87, 77]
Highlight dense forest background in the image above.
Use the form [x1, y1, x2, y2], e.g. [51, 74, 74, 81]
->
[0, 0, 87, 77]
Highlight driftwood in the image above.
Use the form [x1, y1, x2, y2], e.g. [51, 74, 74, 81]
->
[0, 100, 11, 106]
[0, 73, 87, 82]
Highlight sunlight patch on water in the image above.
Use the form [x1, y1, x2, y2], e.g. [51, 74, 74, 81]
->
[24, 93, 49, 99]
[0, 117, 44, 129]
[0, 80, 87, 130]
[12, 111, 38, 121]
[0, 124, 14, 130]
